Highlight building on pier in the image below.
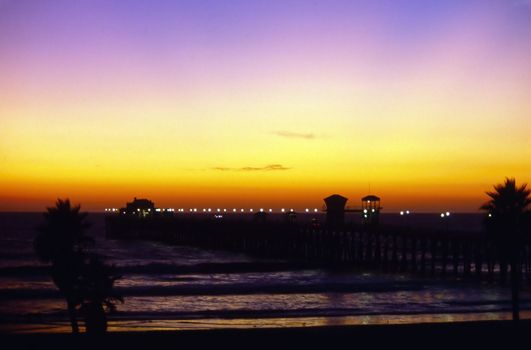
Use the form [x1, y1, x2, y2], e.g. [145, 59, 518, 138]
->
[323, 194, 349, 228]
[323, 194, 382, 227]
[121, 197, 155, 218]
[361, 195, 382, 225]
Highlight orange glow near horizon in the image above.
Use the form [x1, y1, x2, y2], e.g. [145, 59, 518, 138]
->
[1, 1, 531, 212]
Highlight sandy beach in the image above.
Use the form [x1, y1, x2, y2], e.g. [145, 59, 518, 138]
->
[2, 320, 530, 350]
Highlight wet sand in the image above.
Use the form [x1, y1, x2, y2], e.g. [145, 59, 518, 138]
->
[2, 320, 530, 350]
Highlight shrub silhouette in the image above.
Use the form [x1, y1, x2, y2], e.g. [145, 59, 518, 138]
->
[79, 256, 123, 334]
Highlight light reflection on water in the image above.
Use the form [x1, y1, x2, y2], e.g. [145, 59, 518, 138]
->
[4, 311, 531, 334]
[2, 288, 527, 318]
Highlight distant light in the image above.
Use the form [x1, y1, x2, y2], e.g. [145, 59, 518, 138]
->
[364, 214, 368, 218]
[137, 208, 140, 212]
[217, 208, 220, 212]
[400, 211, 404, 216]
[193, 208, 197, 212]
[269, 209, 273, 212]
[148, 208, 151, 212]
[371, 209, 375, 212]
[406, 210, 410, 215]
[363, 209, 368, 214]
[281, 208, 285, 213]
[203, 209, 206, 212]
[223, 209, 227, 212]
[290, 209, 294, 212]
[233, 208, 237, 212]
[314, 208, 318, 212]
[488, 213, 492, 217]
[368, 200, 371, 203]
[440, 213, 445, 218]
[208, 208, 211, 212]
[156, 208, 161, 212]
[241, 208, 244, 212]
[250, 209, 253, 212]
[446, 211, 450, 217]
[260, 208, 264, 212]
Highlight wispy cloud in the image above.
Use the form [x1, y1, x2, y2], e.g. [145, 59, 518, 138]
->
[272, 131, 316, 140]
[213, 164, 291, 172]
[241, 164, 290, 171]
[212, 167, 232, 171]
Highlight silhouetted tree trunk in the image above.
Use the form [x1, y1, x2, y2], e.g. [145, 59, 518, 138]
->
[84, 302, 107, 334]
[67, 300, 79, 333]
[510, 257, 520, 322]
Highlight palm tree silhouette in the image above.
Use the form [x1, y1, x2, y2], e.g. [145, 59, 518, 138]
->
[480, 178, 531, 322]
[34, 199, 93, 333]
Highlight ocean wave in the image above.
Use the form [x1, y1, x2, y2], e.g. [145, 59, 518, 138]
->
[0, 280, 428, 299]
[0, 261, 319, 277]
[1, 305, 526, 325]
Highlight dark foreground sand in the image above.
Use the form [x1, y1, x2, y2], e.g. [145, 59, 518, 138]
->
[2, 320, 530, 350]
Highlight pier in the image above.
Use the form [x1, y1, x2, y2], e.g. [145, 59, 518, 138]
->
[105, 196, 531, 285]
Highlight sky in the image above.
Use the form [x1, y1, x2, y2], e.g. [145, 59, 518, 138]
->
[1, 0, 531, 212]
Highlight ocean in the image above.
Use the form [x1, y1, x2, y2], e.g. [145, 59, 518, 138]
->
[0, 212, 529, 333]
